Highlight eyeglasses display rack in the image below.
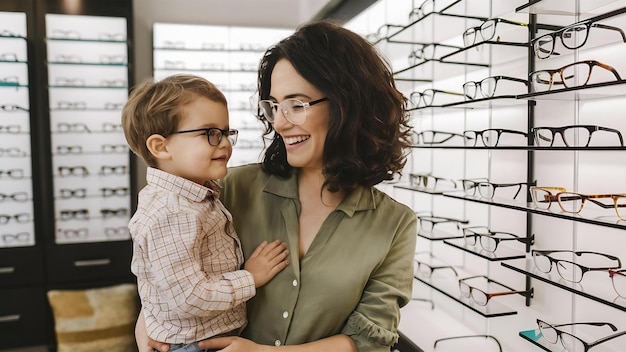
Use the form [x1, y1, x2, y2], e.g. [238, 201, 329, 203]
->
[0, 12, 34, 249]
[348, 0, 626, 351]
[0, 1, 135, 349]
[45, 13, 131, 245]
[152, 23, 292, 166]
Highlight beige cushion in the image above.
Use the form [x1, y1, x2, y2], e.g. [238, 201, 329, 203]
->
[47, 283, 139, 352]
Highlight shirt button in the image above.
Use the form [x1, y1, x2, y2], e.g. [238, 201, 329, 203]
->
[292, 279, 298, 287]
[282, 311, 289, 318]
[274, 340, 281, 346]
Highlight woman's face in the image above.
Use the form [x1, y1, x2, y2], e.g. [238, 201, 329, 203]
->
[269, 59, 330, 171]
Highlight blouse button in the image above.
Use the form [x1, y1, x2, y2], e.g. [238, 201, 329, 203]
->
[274, 340, 281, 346]
[292, 279, 298, 287]
[282, 311, 289, 318]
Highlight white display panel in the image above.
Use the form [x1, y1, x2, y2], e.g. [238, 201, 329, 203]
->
[153, 23, 293, 166]
[0, 11, 35, 248]
[45, 14, 131, 244]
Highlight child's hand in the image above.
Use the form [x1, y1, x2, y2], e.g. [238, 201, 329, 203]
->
[244, 240, 289, 288]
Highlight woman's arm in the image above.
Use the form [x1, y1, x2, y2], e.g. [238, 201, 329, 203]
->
[198, 334, 357, 352]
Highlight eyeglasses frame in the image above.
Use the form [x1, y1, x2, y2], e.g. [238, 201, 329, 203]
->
[458, 274, 533, 306]
[536, 319, 626, 352]
[462, 226, 534, 253]
[258, 97, 328, 125]
[531, 125, 624, 147]
[463, 75, 529, 99]
[529, 60, 622, 92]
[174, 127, 239, 146]
[531, 249, 622, 283]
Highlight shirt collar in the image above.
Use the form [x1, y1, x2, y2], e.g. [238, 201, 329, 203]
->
[146, 167, 218, 202]
[263, 172, 376, 217]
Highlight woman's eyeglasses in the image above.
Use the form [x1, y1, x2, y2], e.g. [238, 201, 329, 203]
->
[529, 60, 622, 93]
[258, 97, 328, 125]
[462, 226, 533, 253]
[458, 275, 531, 306]
[532, 16, 626, 59]
[531, 249, 621, 283]
[174, 127, 238, 146]
[532, 125, 624, 147]
[463, 76, 528, 99]
[537, 319, 626, 352]
[463, 18, 527, 47]
[529, 186, 626, 220]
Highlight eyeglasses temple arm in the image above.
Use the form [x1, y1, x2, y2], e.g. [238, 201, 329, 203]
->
[588, 330, 626, 348]
[594, 60, 622, 80]
[574, 251, 622, 266]
[434, 335, 502, 352]
[592, 23, 626, 43]
[551, 321, 618, 331]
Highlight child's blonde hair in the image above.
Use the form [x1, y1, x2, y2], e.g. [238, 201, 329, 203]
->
[122, 74, 227, 167]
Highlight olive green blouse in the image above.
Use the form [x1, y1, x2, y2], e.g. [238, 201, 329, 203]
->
[219, 164, 417, 351]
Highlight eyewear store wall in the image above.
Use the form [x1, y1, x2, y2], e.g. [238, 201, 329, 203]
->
[347, 0, 626, 351]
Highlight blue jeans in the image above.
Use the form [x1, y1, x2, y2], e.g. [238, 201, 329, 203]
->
[155, 342, 217, 352]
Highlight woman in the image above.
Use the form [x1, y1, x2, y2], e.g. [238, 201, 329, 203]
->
[138, 20, 417, 352]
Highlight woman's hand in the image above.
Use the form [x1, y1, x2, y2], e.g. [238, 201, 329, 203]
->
[135, 311, 171, 352]
[198, 336, 269, 352]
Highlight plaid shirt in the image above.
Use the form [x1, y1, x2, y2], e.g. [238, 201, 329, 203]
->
[130, 167, 254, 344]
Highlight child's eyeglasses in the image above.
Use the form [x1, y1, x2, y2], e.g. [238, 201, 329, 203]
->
[174, 128, 239, 146]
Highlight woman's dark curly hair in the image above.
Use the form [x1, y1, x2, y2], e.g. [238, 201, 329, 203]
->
[257, 20, 413, 192]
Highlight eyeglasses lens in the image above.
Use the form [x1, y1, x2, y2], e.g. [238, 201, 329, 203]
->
[259, 99, 308, 125]
[611, 270, 626, 298]
[530, 71, 553, 92]
[615, 196, 626, 220]
[562, 24, 588, 49]
[530, 188, 552, 209]
[480, 77, 498, 97]
[560, 332, 584, 352]
[532, 252, 552, 272]
[534, 36, 555, 59]
[562, 63, 591, 88]
[537, 321, 559, 344]
[480, 20, 497, 41]
[463, 27, 477, 47]
[556, 192, 584, 213]
[555, 260, 584, 283]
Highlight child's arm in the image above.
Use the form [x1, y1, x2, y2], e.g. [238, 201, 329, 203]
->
[244, 240, 290, 287]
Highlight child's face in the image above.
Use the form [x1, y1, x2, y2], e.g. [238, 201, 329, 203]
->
[164, 96, 232, 184]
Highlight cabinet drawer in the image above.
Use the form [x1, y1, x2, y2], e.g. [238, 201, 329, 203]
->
[0, 247, 45, 288]
[0, 287, 49, 348]
[46, 241, 133, 284]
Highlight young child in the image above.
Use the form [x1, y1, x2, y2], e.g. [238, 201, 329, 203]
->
[121, 74, 289, 352]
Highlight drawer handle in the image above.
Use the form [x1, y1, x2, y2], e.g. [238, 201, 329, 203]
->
[74, 259, 111, 267]
[0, 267, 15, 274]
[0, 314, 20, 323]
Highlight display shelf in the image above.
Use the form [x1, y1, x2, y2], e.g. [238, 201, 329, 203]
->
[443, 238, 527, 261]
[441, 95, 528, 108]
[409, 145, 626, 151]
[443, 192, 626, 230]
[394, 184, 458, 195]
[518, 80, 626, 101]
[516, 0, 618, 15]
[152, 46, 265, 53]
[46, 37, 126, 44]
[518, 329, 560, 352]
[48, 61, 127, 67]
[502, 258, 626, 312]
[413, 275, 521, 318]
[394, 58, 489, 82]
[418, 228, 464, 241]
[439, 41, 529, 66]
